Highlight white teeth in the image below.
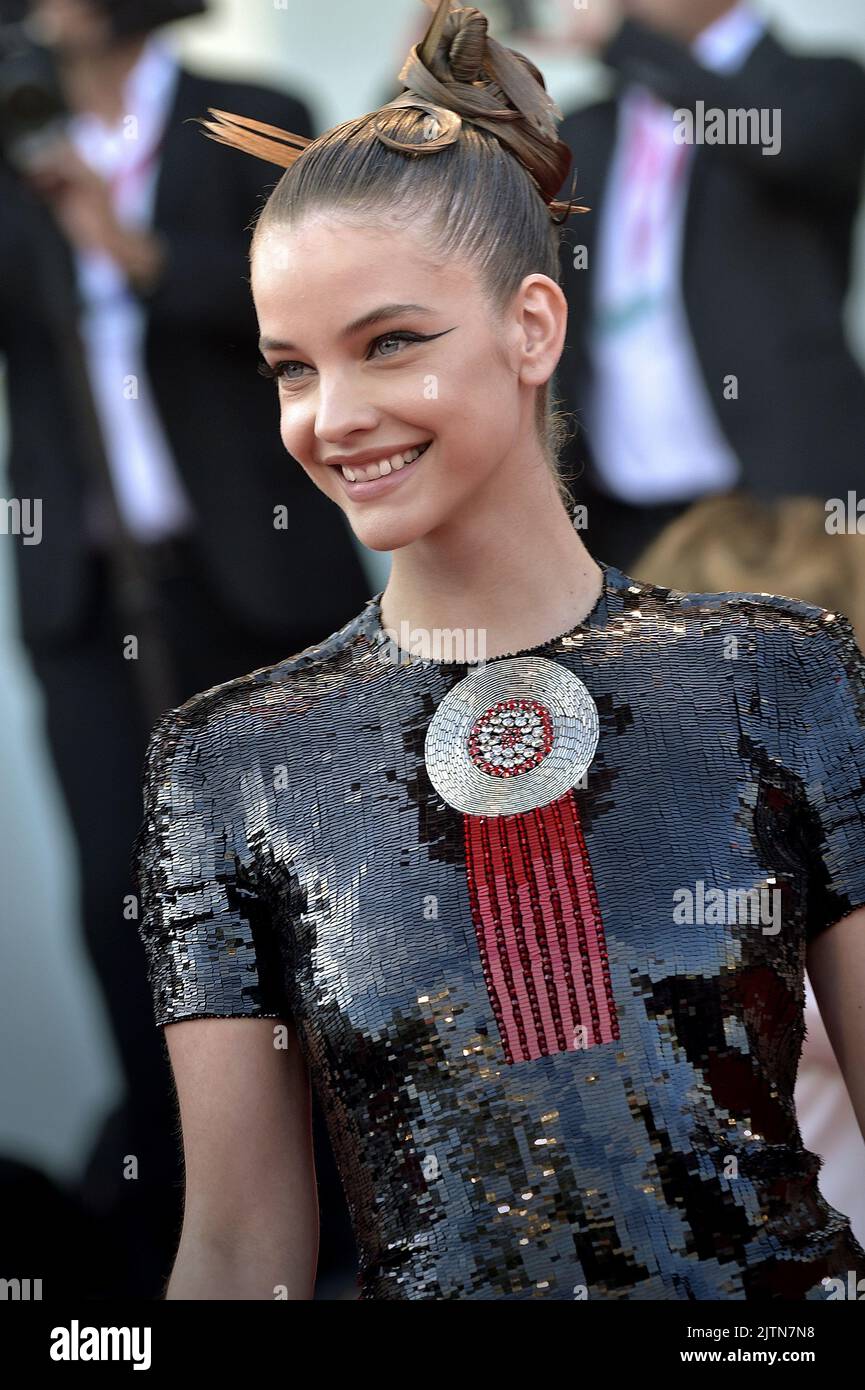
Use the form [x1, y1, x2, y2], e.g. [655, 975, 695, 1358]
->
[340, 442, 429, 483]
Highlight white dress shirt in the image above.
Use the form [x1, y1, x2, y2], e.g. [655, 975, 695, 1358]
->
[70, 35, 197, 546]
[586, 3, 766, 504]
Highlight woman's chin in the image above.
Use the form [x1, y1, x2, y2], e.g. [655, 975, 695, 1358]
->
[342, 505, 436, 553]
[350, 512, 434, 553]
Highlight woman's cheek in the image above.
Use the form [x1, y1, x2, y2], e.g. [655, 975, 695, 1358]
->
[279, 401, 303, 458]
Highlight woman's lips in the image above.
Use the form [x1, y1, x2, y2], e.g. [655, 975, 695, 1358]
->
[332, 441, 432, 500]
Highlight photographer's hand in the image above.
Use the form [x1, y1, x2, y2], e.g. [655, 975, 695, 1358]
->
[23, 138, 166, 292]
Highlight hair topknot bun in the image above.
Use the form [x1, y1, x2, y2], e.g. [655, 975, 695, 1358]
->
[376, 0, 582, 220]
[199, 0, 586, 223]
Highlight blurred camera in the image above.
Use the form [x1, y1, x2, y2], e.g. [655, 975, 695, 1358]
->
[0, 1, 207, 165]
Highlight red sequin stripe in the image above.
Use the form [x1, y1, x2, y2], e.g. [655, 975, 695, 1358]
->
[467, 816, 535, 1063]
[463, 790, 619, 1063]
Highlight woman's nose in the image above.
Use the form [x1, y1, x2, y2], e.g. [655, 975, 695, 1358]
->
[313, 376, 379, 443]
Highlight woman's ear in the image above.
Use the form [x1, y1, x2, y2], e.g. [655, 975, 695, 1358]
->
[515, 274, 567, 388]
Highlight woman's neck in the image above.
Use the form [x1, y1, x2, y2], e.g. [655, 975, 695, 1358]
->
[379, 477, 604, 662]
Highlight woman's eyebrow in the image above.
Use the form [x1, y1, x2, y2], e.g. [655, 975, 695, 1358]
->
[259, 303, 434, 353]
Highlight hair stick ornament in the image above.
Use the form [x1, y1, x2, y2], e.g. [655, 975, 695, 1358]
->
[197, 107, 312, 168]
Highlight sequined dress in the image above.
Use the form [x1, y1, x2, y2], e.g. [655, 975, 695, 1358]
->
[132, 558, 865, 1300]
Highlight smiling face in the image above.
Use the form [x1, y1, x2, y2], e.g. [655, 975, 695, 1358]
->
[251, 210, 565, 554]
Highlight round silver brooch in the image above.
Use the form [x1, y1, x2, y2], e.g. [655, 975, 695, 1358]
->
[424, 655, 599, 816]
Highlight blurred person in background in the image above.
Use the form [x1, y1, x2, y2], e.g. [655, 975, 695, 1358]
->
[0, 0, 366, 1295]
[553, 0, 865, 570]
[631, 493, 865, 1247]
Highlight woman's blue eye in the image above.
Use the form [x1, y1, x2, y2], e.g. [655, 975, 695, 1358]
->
[257, 330, 429, 385]
[373, 331, 416, 357]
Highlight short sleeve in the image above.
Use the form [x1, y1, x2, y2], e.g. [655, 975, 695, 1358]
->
[791, 611, 865, 943]
[131, 708, 292, 1026]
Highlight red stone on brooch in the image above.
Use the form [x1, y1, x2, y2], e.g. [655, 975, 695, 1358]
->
[467, 698, 554, 778]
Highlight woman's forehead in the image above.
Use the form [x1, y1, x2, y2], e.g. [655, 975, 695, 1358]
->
[254, 211, 462, 272]
[251, 220, 474, 309]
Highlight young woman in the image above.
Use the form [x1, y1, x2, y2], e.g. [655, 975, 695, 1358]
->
[132, 0, 865, 1300]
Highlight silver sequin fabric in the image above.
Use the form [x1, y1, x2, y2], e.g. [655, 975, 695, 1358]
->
[131, 558, 865, 1299]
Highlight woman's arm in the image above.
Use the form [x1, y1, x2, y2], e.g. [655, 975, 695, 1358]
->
[161, 1014, 320, 1300]
[806, 905, 865, 1146]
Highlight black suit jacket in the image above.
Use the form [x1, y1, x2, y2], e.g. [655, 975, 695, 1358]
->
[556, 19, 865, 501]
[0, 65, 370, 649]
